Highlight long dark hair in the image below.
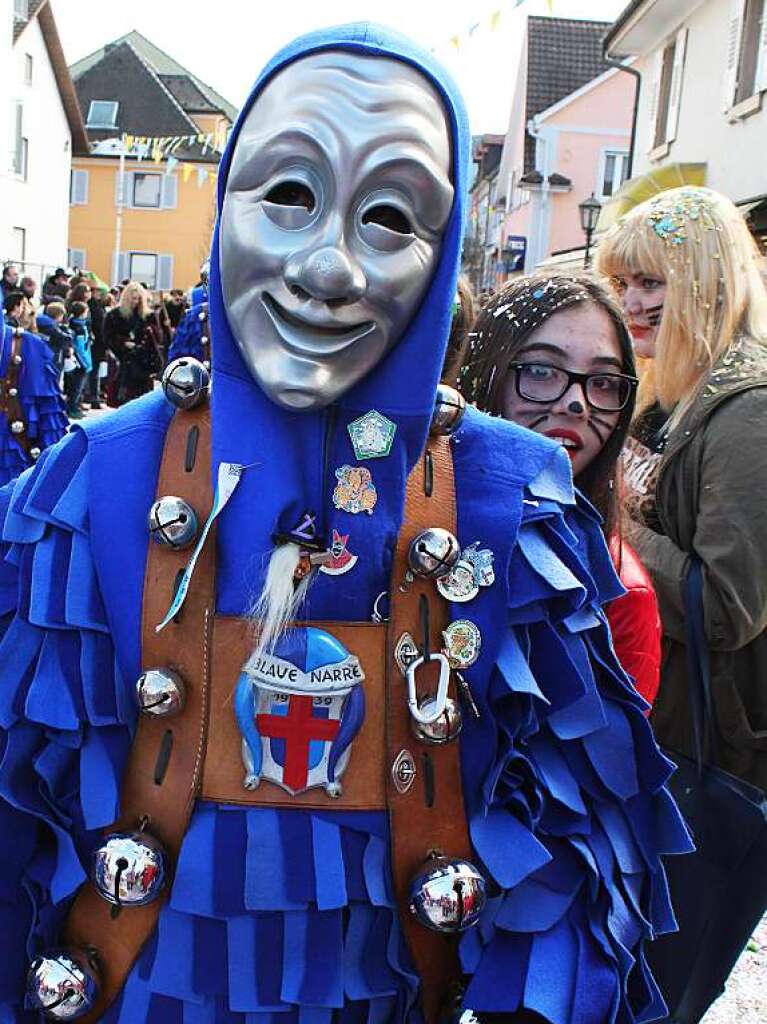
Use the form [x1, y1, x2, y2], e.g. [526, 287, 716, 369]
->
[461, 272, 637, 539]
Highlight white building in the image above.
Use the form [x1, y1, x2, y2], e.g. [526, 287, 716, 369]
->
[0, 0, 88, 282]
[605, 0, 767, 244]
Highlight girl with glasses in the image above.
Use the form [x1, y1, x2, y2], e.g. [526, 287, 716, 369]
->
[461, 272, 660, 709]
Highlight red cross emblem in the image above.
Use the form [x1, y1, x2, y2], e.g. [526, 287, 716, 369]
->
[257, 696, 340, 792]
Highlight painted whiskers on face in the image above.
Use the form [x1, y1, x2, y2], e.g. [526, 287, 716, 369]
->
[644, 302, 664, 327]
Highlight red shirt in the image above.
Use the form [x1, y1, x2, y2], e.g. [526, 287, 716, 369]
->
[606, 539, 661, 709]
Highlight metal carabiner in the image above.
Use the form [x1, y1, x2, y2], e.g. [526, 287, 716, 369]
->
[406, 652, 451, 725]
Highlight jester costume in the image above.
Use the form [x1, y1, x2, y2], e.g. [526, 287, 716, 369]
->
[0, 24, 690, 1024]
[0, 323, 67, 487]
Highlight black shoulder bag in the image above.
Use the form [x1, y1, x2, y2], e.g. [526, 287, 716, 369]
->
[647, 559, 767, 1023]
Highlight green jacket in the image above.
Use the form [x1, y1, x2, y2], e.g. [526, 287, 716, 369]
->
[632, 336, 767, 788]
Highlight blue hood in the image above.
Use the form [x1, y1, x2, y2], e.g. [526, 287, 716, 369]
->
[209, 23, 470, 619]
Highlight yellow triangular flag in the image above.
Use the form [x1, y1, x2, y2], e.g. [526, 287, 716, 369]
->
[545, 0, 554, 12]
[490, 11, 501, 31]
[124, 134, 135, 150]
[182, 162, 194, 183]
[450, 35, 461, 50]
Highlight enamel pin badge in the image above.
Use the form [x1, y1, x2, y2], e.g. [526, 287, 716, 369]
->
[234, 627, 366, 797]
[442, 620, 482, 669]
[436, 542, 495, 603]
[348, 410, 396, 460]
[319, 529, 358, 576]
[333, 465, 378, 515]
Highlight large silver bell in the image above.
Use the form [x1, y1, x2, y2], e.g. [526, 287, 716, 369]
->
[430, 384, 466, 436]
[148, 495, 198, 549]
[161, 357, 210, 410]
[26, 947, 100, 1020]
[407, 528, 461, 581]
[409, 855, 487, 933]
[91, 830, 167, 907]
[411, 695, 463, 745]
[136, 667, 186, 716]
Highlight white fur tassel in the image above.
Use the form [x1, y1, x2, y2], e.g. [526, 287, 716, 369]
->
[249, 543, 313, 659]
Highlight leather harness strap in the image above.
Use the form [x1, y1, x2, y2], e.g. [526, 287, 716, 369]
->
[1, 332, 32, 457]
[62, 409, 472, 1023]
[63, 404, 216, 1022]
[387, 438, 472, 1023]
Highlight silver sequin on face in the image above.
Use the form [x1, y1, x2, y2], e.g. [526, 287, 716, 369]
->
[221, 51, 454, 411]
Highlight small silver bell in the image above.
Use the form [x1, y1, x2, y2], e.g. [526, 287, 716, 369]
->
[8, 386, 18, 397]
[411, 695, 463, 745]
[161, 357, 210, 410]
[91, 830, 167, 907]
[10, 420, 25, 434]
[430, 384, 466, 436]
[30, 446, 41, 460]
[409, 855, 487, 933]
[26, 947, 100, 1020]
[136, 667, 186, 716]
[12, 353, 22, 365]
[148, 495, 198, 549]
[407, 527, 461, 581]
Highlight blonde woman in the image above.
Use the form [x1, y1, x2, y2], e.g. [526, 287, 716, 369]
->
[598, 186, 767, 1022]
[103, 281, 162, 405]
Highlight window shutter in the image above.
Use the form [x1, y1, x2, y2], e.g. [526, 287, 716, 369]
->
[756, 0, 767, 93]
[724, 0, 746, 109]
[157, 254, 174, 290]
[70, 169, 89, 205]
[115, 169, 130, 207]
[112, 251, 129, 284]
[647, 49, 664, 151]
[161, 174, 178, 209]
[665, 27, 688, 143]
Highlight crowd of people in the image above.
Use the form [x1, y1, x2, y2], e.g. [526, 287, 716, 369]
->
[1, 263, 208, 412]
[0, 39, 761, 1015]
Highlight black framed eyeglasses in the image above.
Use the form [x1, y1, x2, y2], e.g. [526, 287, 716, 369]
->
[511, 362, 638, 412]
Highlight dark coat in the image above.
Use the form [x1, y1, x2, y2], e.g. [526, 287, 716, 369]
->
[631, 336, 767, 788]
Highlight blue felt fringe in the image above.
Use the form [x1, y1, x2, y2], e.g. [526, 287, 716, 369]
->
[167, 304, 207, 364]
[0, 430, 692, 1022]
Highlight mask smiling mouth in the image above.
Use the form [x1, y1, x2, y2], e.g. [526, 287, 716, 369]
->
[261, 292, 376, 357]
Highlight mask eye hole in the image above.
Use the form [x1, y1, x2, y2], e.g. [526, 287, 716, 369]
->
[264, 181, 315, 212]
[362, 204, 413, 235]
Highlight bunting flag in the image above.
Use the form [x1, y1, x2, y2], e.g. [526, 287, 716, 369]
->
[166, 155, 179, 176]
[182, 162, 195, 183]
[431, 3, 560, 59]
[196, 166, 209, 188]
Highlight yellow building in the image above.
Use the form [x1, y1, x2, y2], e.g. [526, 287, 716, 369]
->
[66, 31, 236, 292]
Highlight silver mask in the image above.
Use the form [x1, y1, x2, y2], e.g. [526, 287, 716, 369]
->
[220, 51, 454, 411]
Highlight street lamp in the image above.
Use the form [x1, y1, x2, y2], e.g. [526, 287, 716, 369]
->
[578, 193, 602, 267]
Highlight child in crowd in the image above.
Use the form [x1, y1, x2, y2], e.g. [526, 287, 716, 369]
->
[66, 299, 92, 419]
[37, 301, 74, 372]
[2, 291, 25, 329]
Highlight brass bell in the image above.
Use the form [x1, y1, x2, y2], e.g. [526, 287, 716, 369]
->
[409, 855, 487, 933]
[161, 357, 210, 410]
[407, 528, 461, 581]
[136, 667, 186, 716]
[430, 384, 466, 436]
[411, 695, 463, 745]
[148, 495, 198, 549]
[91, 830, 167, 907]
[10, 420, 25, 434]
[26, 947, 100, 1020]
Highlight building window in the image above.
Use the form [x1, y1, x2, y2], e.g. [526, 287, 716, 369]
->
[132, 173, 162, 208]
[70, 169, 89, 205]
[13, 0, 28, 18]
[654, 42, 676, 147]
[650, 27, 687, 150]
[10, 102, 28, 180]
[12, 227, 26, 263]
[24, 54, 33, 84]
[68, 248, 86, 271]
[129, 253, 159, 289]
[736, 0, 766, 103]
[86, 100, 119, 128]
[600, 151, 629, 199]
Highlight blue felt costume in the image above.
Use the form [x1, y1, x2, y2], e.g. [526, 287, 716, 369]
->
[0, 24, 691, 1024]
[167, 303, 208, 363]
[0, 323, 68, 487]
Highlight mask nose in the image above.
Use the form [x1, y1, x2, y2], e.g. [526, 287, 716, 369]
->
[285, 246, 366, 306]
